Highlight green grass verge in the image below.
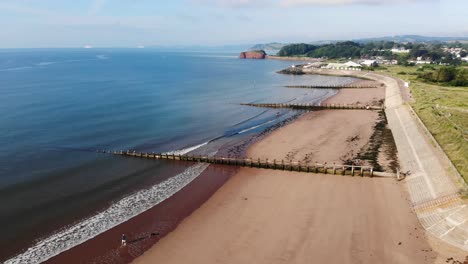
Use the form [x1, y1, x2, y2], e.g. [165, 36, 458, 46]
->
[378, 65, 468, 182]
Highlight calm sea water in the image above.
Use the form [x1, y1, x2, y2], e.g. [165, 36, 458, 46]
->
[0, 49, 357, 262]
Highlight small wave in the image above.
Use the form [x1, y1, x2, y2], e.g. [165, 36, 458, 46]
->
[0, 66, 33, 72]
[36, 61, 56, 66]
[96, 55, 108, 60]
[4, 163, 209, 264]
[163, 142, 209, 156]
[237, 119, 276, 135]
[64, 59, 91, 63]
[231, 109, 269, 127]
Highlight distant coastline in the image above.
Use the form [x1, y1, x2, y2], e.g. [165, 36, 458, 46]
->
[266, 55, 325, 62]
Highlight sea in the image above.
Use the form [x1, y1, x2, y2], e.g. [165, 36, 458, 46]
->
[0, 48, 357, 263]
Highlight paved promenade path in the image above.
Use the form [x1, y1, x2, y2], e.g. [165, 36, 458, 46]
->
[306, 68, 468, 251]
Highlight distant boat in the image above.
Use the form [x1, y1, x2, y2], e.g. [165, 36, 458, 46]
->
[137, 45, 145, 49]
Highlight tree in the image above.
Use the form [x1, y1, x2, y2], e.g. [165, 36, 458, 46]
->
[417, 66, 467, 86]
[383, 41, 395, 50]
[452, 68, 468, 86]
[435, 67, 457, 82]
[397, 54, 410, 65]
[277, 44, 316, 56]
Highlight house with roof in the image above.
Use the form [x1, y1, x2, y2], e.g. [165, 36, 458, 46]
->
[323, 61, 362, 71]
[391, 48, 410, 53]
[360, 60, 378, 67]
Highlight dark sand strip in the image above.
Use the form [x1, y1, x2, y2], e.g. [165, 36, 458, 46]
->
[45, 164, 237, 264]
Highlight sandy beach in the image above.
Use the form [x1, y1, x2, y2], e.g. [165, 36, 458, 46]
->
[133, 169, 434, 264]
[248, 110, 378, 165]
[325, 87, 385, 106]
[132, 78, 439, 263]
[42, 72, 393, 264]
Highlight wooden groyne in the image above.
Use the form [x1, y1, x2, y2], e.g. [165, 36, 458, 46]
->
[285, 84, 379, 89]
[240, 103, 384, 111]
[98, 150, 396, 178]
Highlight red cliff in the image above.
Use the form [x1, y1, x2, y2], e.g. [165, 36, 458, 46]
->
[239, 50, 267, 59]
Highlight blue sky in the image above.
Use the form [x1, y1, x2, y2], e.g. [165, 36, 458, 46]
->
[0, 0, 466, 48]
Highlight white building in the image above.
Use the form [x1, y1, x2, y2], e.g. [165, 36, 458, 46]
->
[391, 48, 410, 53]
[360, 60, 378, 67]
[443, 47, 465, 58]
[381, 59, 398, 65]
[409, 60, 432, 65]
[323, 61, 362, 71]
[344, 61, 362, 68]
[415, 57, 432, 64]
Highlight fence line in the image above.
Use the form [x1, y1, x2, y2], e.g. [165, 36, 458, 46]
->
[285, 84, 379, 89]
[95, 150, 394, 178]
[240, 103, 384, 111]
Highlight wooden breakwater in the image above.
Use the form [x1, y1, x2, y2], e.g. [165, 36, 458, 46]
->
[97, 150, 392, 177]
[285, 84, 379, 89]
[240, 103, 384, 111]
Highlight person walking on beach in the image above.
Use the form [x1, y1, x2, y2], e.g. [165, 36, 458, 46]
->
[121, 234, 127, 246]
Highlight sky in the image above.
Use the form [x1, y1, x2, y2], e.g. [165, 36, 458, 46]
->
[0, 0, 467, 48]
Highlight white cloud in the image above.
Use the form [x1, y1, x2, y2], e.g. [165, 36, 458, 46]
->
[191, 0, 435, 8]
[192, 0, 268, 8]
[88, 0, 108, 15]
[281, 0, 435, 6]
[0, 2, 55, 16]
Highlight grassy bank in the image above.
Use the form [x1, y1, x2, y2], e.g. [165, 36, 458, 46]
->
[378, 65, 468, 181]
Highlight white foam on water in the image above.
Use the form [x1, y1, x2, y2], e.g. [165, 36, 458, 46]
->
[36, 62, 57, 66]
[0, 66, 33, 72]
[237, 119, 276, 134]
[5, 163, 209, 264]
[163, 142, 209, 156]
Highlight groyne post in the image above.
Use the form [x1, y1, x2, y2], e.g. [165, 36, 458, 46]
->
[107, 151, 379, 178]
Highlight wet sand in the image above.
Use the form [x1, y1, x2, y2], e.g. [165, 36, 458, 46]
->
[44, 164, 237, 264]
[133, 82, 437, 263]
